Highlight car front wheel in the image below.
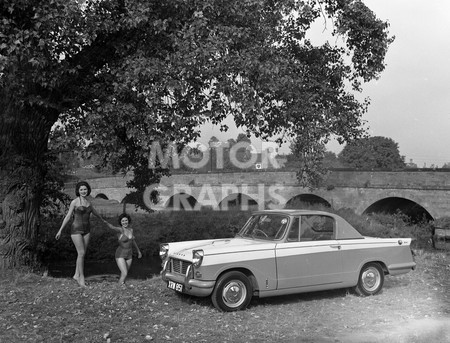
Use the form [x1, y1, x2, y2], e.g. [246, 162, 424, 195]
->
[354, 262, 384, 296]
[211, 271, 252, 312]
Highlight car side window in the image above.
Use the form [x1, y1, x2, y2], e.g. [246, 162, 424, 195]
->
[300, 215, 335, 241]
[240, 214, 289, 240]
[287, 217, 300, 242]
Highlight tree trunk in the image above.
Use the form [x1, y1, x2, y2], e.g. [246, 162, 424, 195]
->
[0, 175, 41, 269]
[0, 97, 55, 270]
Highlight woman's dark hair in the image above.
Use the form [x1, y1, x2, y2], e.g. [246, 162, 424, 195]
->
[118, 213, 132, 225]
[75, 181, 91, 196]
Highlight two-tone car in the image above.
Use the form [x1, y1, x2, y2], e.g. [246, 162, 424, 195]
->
[160, 210, 416, 311]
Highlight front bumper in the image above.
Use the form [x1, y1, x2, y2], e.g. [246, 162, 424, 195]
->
[161, 260, 215, 297]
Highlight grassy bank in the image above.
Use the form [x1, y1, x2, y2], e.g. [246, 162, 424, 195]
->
[1, 251, 449, 343]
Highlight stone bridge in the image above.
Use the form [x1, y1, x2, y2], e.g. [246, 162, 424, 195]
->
[64, 170, 450, 220]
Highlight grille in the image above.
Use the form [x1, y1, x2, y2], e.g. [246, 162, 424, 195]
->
[170, 258, 191, 275]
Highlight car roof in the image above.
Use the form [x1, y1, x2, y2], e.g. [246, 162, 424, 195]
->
[250, 209, 363, 240]
[252, 209, 335, 216]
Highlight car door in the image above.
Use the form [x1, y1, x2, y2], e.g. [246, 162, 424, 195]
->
[276, 215, 343, 290]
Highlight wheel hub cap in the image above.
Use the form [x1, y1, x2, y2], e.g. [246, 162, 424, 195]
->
[364, 271, 376, 288]
[223, 281, 246, 307]
[362, 268, 380, 291]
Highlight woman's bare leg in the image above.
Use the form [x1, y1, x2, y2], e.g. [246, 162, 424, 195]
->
[71, 233, 90, 287]
[116, 257, 129, 284]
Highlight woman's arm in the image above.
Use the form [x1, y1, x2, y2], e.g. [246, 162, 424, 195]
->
[55, 200, 75, 240]
[98, 215, 122, 233]
[104, 221, 123, 233]
[133, 238, 142, 258]
[90, 205, 103, 219]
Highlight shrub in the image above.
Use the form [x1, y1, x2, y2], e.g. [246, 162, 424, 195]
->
[432, 216, 450, 229]
[40, 209, 251, 262]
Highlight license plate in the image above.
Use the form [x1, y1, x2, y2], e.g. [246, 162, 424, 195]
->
[167, 280, 183, 292]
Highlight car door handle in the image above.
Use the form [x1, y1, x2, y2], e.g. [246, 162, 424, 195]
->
[330, 244, 341, 250]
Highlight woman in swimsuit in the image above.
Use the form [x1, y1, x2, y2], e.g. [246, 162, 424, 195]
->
[104, 213, 142, 285]
[55, 181, 103, 287]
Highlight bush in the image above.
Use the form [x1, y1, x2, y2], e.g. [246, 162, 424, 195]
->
[432, 216, 450, 229]
[40, 209, 251, 262]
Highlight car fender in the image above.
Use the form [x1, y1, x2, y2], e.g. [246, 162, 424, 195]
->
[198, 254, 278, 291]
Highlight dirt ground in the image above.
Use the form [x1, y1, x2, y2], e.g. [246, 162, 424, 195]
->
[0, 250, 449, 343]
[329, 249, 450, 343]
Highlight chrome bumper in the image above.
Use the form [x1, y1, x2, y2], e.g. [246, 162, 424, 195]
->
[388, 261, 417, 275]
[161, 260, 215, 297]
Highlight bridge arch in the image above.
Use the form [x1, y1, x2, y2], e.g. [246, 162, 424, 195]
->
[218, 193, 259, 210]
[165, 192, 199, 210]
[363, 196, 434, 221]
[284, 194, 331, 209]
[95, 193, 109, 200]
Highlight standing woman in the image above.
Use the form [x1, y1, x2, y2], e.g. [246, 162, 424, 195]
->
[103, 213, 142, 285]
[55, 181, 103, 287]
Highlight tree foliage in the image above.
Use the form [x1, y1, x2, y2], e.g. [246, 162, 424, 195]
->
[338, 136, 405, 170]
[179, 134, 254, 173]
[1, 0, 393, 268]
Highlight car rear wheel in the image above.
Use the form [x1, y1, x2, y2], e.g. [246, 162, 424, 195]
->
[354, 262, 384, 296]
[211, 271, 252, 312]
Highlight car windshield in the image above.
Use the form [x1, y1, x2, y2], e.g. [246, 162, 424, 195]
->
[238, 214, 289, 240]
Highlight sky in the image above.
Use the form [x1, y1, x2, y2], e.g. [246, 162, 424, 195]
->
[198, 0, 450, 167]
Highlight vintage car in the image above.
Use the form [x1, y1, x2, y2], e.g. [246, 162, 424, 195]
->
[160, 210, 416, 311]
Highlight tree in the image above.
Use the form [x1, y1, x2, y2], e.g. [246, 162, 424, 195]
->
[322, 151, 343, 169]
[405, 159, 418, 169]
[236, 133, 251, 144]
[208, 136, 220, 147]
[289, 138, 329, 186]
[0, 0, 393, 269]
[48, 125, 82, 175]
[338, 136, 405, 170]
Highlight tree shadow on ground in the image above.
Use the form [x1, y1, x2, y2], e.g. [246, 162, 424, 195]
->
[168, 287, 351, 311]
[249, 288, 349, 309]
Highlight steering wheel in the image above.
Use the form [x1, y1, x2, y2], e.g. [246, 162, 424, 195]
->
[253, 229, 268, 237]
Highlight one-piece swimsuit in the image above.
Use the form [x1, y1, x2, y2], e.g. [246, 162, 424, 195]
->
[71, 205, 92, 235]
[115, 233, 133, 260]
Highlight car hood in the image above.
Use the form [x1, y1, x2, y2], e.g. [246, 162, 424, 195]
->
[167, 237, 276, 260]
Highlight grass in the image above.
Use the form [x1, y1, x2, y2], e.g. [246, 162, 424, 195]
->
[5, 208, 449, 342]
[1, 251, 449, 343]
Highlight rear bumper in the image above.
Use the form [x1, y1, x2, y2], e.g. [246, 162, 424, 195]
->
[388, 261, 416, 275]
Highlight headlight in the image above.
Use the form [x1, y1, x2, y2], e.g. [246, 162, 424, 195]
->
[192, 250, 204, 267]
[159, 244, 169, 260]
